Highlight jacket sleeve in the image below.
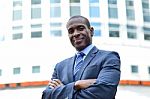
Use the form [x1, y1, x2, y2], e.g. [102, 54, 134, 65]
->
[42, 65, 76, 99]
[74, 52, 121, 99]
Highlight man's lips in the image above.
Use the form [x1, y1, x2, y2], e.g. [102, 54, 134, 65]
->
[74, 38, 83, 44]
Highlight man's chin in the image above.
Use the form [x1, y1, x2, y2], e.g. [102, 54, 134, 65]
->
[74, 45, 85, 51]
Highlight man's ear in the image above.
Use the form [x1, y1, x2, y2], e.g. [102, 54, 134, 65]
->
[90, 27, 94, 36]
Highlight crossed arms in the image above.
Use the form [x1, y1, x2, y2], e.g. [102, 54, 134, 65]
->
[42, 52, 121, 99]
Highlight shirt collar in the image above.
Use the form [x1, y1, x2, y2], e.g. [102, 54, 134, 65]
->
[76, 44, 94, 59]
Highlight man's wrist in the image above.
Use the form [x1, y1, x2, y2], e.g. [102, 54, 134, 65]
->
[74, 81, 80, 90]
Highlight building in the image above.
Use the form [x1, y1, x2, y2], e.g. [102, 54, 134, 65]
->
[0, 0, 150, 99]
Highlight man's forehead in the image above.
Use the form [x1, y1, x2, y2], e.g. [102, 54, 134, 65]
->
[66, 18, 86, 28]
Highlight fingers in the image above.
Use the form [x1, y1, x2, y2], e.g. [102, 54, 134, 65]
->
[48, 79, 63, 89]
[53, 79, 63, 85]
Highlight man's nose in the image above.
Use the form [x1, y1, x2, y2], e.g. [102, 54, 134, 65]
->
[73, 30, 80, 37]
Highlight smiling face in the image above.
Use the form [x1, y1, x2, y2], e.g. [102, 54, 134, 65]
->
[66, 16, 94, 51]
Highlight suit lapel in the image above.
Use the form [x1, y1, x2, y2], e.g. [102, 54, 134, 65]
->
[76, 46, 98, 80]
[67, 56, 76, 82]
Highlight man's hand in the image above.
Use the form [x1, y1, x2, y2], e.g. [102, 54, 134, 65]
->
[48, 79, 64, 89]
[74, 79, 96, 90]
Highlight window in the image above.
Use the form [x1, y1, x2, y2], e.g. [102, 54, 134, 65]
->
[142, 0, 150, 22]
[0, 69, 2, 76]
[108, 0, 117, 4]
[13, 10, 22, 21]
[12, 26, 23, 30]
[109, 23, 120, 37]
[127, 25, 137, 39]
[126, 0, 135, 20]
[148, 67, 150, 74]
[50, 6, 61, 17]
[89, 6, 100, 17]
[50, 0, 60, 3]
[0, 34, 4, 41]
[31, 31, 42, 38]
[12, 33, 23, 40]
[50, 30, 62, 36]
[127, 32, 136, 39]
[89, 0, 99, 3]
[108, 7, 118, 18]
[50, 23, 61, 27]
[31, 8, 41, 19]
[126, 9, 135, 20]
[143, 10, 150, 22]
[31, 24, 42, 28]
[91, 22, 101, 36]
[50, 22, 62, 37]
[142, 2, 149, 9]
[70, 0, 80, 3]
[13, 1, 22, 7]
[13, 67, 20, 75]
[109, 31, 119, 37]
[32, 66, 40, 73]
[70, 6, 80, 16]
[31, 0, 41, 4]
[131, 65, 138, 73]
[12, 26, 23, 40]
[143, 27, 150, 41]
[126, 0, 134, 6]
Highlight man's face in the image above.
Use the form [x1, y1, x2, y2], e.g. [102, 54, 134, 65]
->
[66, 17, 93, 51]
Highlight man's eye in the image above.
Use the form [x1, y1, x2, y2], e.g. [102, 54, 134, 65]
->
[68, 29, 74, 34]
[78, 27, 84, 31]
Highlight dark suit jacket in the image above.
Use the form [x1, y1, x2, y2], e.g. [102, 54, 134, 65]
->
[42, 46, 121, 99]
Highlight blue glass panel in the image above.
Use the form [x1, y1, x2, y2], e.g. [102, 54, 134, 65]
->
[89, 6, 100, 17]
[50, 7, 61, 17]
[89, 0, 99, 3]
[108, 7, 118, 18]
[50, 0, 60, 3]
[91, 22, 101, 26]
[93, 30, 101, 36]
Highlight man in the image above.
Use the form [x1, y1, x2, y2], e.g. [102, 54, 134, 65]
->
[42, 15, 121, 99]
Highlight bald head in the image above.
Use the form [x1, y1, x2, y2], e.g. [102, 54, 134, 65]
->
[66, 15, 91, 28]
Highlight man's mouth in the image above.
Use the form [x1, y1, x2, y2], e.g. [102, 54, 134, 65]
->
[74, 38, 83, 44]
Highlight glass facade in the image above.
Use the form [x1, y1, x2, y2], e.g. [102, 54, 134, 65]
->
[31, 31, 42, 38]
[126, 0, 135, 20]
[108, 7, 118, 18]
[127, 25, 137, 39]
[148, 66, 150, 74]
[70, 6, 80, 16]
[109, 23, 120, 37]
[13, 1, 22, 7]
[50, 6, 61, 17]
[131, 65, 138, 73]
[13, 10, 22, 20]
[50, 0, 60, 3]
[32, 66, 40, 73]
[12, 33, 23, 40]
[108, 0, 117, 4]
[31, 8, 41, 19]
[91, 22, 101, 36]
[70, 0, 80, 3]
[89, 6, 100, 17]
[0, 69, 2, 76]
[142, 0, 150, 22]
[9, 0, 150, 41]
[89, 0, 99, 3]
[31, 0, 41, 4]
[143, 27, 150, 41]
[13, 67, 21, 75]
